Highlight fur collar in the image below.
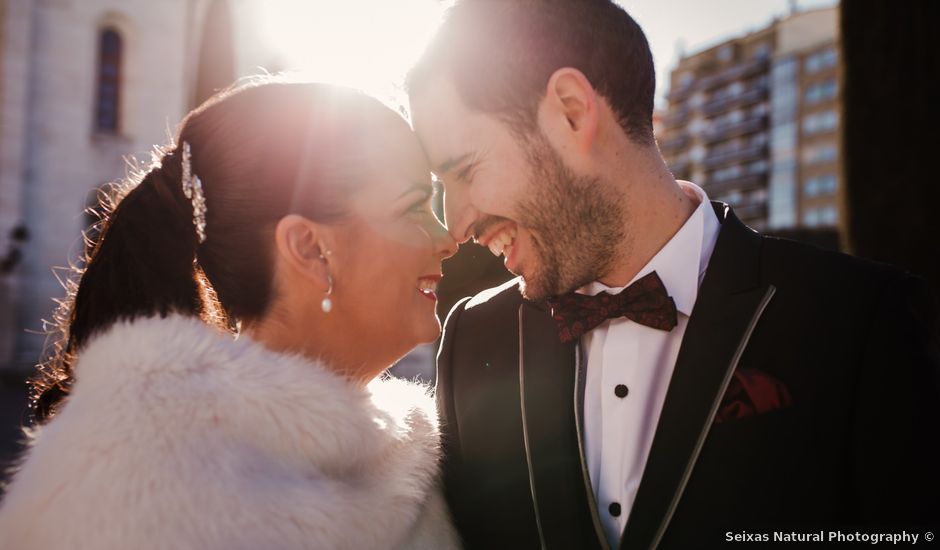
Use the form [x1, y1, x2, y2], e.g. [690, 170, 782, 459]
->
[0, 314, 459, 549]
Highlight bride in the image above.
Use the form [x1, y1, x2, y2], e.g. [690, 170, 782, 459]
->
[0, 78, 460, 549]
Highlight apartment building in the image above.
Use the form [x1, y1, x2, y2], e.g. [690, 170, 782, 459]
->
[660, 7, 839, 231]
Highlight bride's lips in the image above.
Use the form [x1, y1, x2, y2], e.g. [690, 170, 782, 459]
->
[417, 275, 441, 301]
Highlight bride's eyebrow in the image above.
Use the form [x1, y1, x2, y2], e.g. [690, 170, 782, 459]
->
[396, 182, 434, 200]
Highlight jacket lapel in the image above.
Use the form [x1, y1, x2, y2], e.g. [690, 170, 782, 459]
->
[519, 301, 607, 549]
[619, 203, 776, 550]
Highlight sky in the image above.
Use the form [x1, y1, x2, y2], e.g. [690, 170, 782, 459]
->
[255, 0, 839, 107]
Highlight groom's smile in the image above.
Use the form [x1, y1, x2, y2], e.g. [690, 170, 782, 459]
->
[479, 225, 516, 260]
[478, 221, 540, 278]
[411, 72, 624, 300]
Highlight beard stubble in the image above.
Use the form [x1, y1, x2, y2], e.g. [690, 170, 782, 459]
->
[514, 133, 628, 301]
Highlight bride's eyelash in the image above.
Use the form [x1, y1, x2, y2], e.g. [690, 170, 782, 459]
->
[408, 192, 434, 213]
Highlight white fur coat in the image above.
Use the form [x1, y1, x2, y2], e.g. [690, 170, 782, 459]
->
[0, 315, 460, 550]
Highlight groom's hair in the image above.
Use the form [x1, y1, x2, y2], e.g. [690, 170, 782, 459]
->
[407, 0, 655, 145]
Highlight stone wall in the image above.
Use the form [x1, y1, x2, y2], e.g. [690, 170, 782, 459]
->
[2, 0, 207, 371]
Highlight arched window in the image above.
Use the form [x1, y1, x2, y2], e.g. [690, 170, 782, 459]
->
[94, 27, 122, 133]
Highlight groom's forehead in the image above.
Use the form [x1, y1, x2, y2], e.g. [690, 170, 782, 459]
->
[411, 74, 466, 127]
[411, 73, 524, 178]
[411, 75, 480, 171]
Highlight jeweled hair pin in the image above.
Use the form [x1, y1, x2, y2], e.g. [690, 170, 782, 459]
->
[181, 141, 207, 243]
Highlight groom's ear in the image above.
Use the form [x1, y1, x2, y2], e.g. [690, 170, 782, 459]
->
[538, 68, 599, 155]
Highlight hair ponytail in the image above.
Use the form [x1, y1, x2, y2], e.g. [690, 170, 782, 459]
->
[29, 78, 395, 422]
[31, 151, 207, 421]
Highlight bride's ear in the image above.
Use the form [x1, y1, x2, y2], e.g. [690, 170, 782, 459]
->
[273, 214, 332, 292]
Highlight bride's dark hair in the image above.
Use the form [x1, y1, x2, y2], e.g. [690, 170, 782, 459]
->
[31, 77, 392, 422]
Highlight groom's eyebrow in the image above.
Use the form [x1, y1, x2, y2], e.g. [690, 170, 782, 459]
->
[435, 152, 474, 176]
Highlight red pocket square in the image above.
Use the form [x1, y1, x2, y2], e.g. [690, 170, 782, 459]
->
[714, 368, 793, 424]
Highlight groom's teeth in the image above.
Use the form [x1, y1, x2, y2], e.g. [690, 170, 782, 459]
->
[486, 227, 517, 257]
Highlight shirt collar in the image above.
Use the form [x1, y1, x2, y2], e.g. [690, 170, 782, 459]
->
[579, 181, 718, 317]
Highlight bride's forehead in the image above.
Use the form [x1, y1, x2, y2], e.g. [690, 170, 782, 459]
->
[359, 156, 430, 199]
[360, 124, 429, 178]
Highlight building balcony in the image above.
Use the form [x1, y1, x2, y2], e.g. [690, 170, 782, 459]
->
[703, 114, 767, 144]
[667, 158, 690, 176]
[701, 84, 768, 117]
[704, 173, 766, 196]
[731, 201, 768, 221]
[662, 106, 692, 129]
[698, 57, 770, 92]
[659, 134, 691, 154]
[666, 83, 695, 104]
[703, 143, 768, 169]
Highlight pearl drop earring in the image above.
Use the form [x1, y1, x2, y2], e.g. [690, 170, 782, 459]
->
[320, 248, 333, 313]
[321, 273, 333, 313]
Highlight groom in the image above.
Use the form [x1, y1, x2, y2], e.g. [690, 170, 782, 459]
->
[407, 1, 940, 548]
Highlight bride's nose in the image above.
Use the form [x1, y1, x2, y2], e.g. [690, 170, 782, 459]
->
[428, 218, 458, 260]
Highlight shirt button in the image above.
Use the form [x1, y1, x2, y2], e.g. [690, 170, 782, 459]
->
[614, 384, 629, 398]
[609, 502, 622, 517]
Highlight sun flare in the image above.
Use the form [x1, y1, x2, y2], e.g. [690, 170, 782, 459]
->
[257, 0, 445, 97]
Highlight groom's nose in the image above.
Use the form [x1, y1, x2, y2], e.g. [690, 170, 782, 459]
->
[443, 186, 477, 244]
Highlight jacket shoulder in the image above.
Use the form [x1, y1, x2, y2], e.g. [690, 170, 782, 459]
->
[441, 277, 526, 339]
[759, 234, 913, 292]
[465, 276, 524, 310]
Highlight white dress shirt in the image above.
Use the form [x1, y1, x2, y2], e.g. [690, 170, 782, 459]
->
[581, 181, 721, 547]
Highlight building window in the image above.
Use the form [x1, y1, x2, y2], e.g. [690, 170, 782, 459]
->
[94, 27, 123, 133]
[711, 165, 743, 183]
[718, 189, 743, 205]
[804, 47, 838, 73]
[769, 163, 797, 229]
[749, 188, 768, 204]
[802, 144, 838, 165]
[747, 159, 769, 175]
[771, 57, 798, 124]
[802, 206, 838, 227]
[802, 110, 838, 135]
[711, 109, 745, 131]
[773, 57, 798, 82]
[711, 138, 743, 156]
[718, 44, 734, 63]
[804, 174, 838, 197]
[753, 43, 772, 61]
[804, 80, 838, 104]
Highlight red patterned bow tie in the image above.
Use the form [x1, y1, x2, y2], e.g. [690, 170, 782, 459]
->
[546, 271, 678, 343]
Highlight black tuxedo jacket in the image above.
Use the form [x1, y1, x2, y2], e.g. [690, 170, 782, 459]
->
[436, 203, 939, 549]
